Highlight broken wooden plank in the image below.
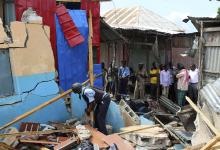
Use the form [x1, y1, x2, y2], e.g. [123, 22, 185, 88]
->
[54, 137, 77, 150]
[185, 96, 220, 135]
[85, 125, 109, 149]
[0, 127, 19, 148]
[0, 129, 75, 138]
[0, 142, 15, 150]
[201, 135, 220, 150]
[118, 124, 159, 135]
[19, 139, 59, 145]
[103, 134, 134, 150]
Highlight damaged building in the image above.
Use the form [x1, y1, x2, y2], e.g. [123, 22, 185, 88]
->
[0, 0, 220, 150]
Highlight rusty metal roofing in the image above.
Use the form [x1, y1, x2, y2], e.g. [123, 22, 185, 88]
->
[200, 78, 220, 113]
[187, 16, 220, 31]
[103, 6, 185, 34]
[101, 19, 127, 42]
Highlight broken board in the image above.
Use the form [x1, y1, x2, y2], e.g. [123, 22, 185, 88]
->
[85, 125, 109, 149]
[103, 134, 134, 150]
[10, 23, 55, 76]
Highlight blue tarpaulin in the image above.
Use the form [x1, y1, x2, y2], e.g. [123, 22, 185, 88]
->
[94, 64, 103, 89]
[56, 10, 88, 91]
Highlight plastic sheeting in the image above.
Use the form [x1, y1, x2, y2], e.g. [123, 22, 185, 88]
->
[56, 10, 88, 91]
[15, 0, 57, 67]
[94, 64, 103, 89]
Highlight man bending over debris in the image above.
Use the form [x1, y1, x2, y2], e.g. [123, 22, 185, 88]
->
[72, 83, 111, 135]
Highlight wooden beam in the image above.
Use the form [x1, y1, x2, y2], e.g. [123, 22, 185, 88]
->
[88, 10, 94, 86]
[19, 139, 59, 145]
[0, 129, 75, 138]
[203, 27, 220, 32]
[185, 96, 220, 135]
[201, 135, 220, 150]
[117, 125, 160, 135]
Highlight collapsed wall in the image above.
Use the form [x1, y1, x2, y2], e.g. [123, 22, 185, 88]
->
[0, 21, 70, 127]
[191, 78, 220, 145]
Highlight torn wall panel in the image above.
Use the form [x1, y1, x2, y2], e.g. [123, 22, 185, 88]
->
[8, 21, 27, 48]
[0, 21, 8, 44]
[10, 23, 55, 76]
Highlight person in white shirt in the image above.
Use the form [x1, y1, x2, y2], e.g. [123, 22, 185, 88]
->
[72, 83, 111, 135]
[188, 64, 199, 102]
[160, 65, 171, 97]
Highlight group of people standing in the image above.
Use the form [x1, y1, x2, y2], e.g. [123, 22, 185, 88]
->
[133, 62, 199, 107]
[73, 61, 198, 135]
[103, 60, 199, 108]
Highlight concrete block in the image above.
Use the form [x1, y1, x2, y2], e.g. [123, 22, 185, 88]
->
[119, 100, 140, 126]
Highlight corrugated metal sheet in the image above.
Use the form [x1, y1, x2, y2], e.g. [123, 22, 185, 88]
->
[103, 6, 184, 34]
[204, 47, 220, 73]
[202, 31, 220, 85]
[200, 78, 220, 113]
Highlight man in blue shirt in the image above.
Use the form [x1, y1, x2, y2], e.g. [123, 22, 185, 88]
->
[118, 60, 130, 95]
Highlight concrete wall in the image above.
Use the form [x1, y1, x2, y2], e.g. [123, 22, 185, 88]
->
[0, 23, 70, 128]
[0, 23, 126, 132]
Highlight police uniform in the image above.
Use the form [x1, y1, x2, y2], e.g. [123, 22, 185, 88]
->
[72, 83, 111, 135]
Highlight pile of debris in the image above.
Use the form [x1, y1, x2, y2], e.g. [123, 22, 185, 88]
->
[0, 120, 172, 150]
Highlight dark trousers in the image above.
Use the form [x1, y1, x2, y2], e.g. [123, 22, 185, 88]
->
[94, 95, 111, 135]
[150, 84, 157, 100]
[188, 83, 198, 103]
[119, 78, 128, 95]
[168, 84, 176, 102]
[177, 90, 186, 107]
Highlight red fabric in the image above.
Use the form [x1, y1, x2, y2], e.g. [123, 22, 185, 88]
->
[81, 0, 100, 46]
[15, 0, 57, 69]
[56, 4, 84, 47]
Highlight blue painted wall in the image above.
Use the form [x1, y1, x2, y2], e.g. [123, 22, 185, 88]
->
[0, 72, 71, 128]
[71, 93, 125, 132]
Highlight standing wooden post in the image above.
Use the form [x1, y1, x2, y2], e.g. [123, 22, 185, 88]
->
[88, 10, 94, 86]
[88, 10, 94, 125]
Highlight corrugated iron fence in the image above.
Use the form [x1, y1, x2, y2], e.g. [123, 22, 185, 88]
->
[202, 27, 220, 85]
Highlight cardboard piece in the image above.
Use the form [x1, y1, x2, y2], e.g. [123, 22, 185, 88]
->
[9, 21, 27, 48]
[103, 134, 134, 150]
